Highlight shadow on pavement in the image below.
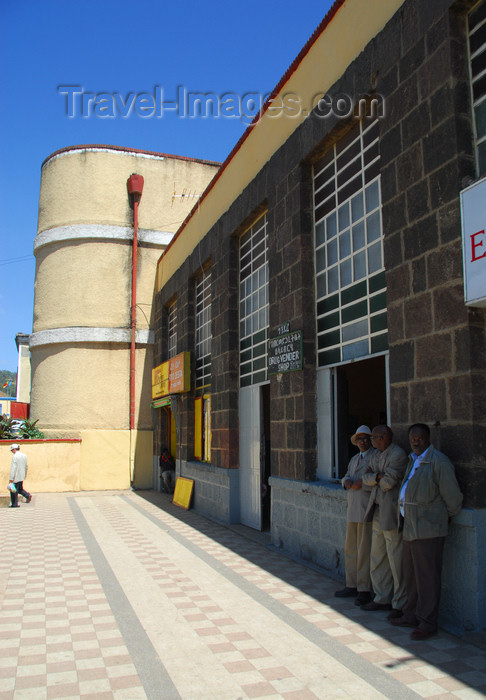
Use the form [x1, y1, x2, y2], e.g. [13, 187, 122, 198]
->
[133, 488, 486, 693]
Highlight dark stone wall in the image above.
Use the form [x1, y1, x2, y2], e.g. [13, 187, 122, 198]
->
[154, 157, 318, 478]
[154, 0, 486, 503]
[267, 160, 317, 481]
[376, 0, 486, 506]
[210, 233, 239, 470]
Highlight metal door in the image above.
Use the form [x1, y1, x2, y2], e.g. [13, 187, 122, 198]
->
[239, 385, 262, 530]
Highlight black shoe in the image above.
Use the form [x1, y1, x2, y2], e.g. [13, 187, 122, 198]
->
[9, 505, 20, 508]
[360, 601, 392, 611]
[390, 616, 417, 628]
[354, 592, 372, 606]
[334, 587, 358, 598]
[410, 627, 437, 641]
[387, 608, 403, 620]
[26, 495, 32, 503]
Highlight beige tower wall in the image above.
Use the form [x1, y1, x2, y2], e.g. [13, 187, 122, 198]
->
[31, 145, 219, 489]
[33, 239, 161, 334]
[37, 147, 218, 234]
[30, 343, 153, 433]
[33, 241, 133, 332]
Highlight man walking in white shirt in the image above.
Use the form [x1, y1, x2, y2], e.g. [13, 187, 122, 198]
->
[9, 444, 32, 508]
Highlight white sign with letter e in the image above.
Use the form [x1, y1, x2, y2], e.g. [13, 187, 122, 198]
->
[460, 177, 486, 307]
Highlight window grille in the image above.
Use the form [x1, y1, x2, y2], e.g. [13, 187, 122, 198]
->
[239, 214, 269, 387]
[195, 269, 211, 389]
[168, 302, 177, 359]
[468, 0, 486, 175]
[313, 120, 387, 367]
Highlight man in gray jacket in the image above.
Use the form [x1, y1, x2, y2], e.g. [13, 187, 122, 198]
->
[9, 444, 32, 507]
[361, 425, 407, 617]
[335, 425, 376, 606]
[391, 424, 462, 640]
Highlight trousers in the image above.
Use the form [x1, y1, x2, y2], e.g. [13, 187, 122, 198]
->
[161, 470, 176, 494]
[10, 481, 31, 507]
[344, 521, 372, 591]
[402, 537, 445, 632]
[369, 510, 407, 609]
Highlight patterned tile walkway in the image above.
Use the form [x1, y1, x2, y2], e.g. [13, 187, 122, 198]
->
[0, 490, 485, 699]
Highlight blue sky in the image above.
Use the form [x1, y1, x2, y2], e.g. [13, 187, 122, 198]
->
[0, 0, 334, 371]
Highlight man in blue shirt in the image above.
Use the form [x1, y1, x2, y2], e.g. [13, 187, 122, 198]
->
[391, 424, 462, 640]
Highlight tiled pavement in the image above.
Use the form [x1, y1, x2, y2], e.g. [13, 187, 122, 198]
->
[0, 491, 485, 700]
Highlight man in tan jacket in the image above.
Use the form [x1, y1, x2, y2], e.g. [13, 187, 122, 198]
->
[391, 423, 462, 640]
[361, 425, 407, 617]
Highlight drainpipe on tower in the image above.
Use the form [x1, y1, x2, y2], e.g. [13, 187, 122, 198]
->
[127, 173, 144, 484]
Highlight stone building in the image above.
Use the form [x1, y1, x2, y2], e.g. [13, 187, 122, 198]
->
[153, 0, 486, 634]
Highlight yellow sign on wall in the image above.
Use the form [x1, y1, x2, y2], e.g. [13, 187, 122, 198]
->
[152, 363, 169, 399]
[152, 352, 191, 399]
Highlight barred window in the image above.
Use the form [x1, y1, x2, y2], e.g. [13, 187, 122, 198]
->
[168, 302, 177, 359]
[313, 120, 387, 367]
[469, 0, 486, 175]
[195, 269, 211, 389]
[239, 214, 269, 387]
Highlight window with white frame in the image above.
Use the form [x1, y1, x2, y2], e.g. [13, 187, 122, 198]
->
[195, 269, 211, 389]
[313, 119, 387, 367]
[167, 302, 177, 359]
[239, 214, 269, 387]
[468, 0, 486, 175]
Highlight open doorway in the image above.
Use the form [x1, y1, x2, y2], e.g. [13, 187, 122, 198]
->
[334, 354, 387, 477]
[261, 384, 271, 531]
[153, 404, 177, 492]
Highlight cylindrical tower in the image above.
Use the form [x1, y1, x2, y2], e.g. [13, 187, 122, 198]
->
[31, 145, 219, 489]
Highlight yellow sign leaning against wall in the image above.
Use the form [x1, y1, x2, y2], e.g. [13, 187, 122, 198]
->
[173, 477, 194, 510]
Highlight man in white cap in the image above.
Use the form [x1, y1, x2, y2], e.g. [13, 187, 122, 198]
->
[9, 444, 32, 508]
[335, 425, 376, 606]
